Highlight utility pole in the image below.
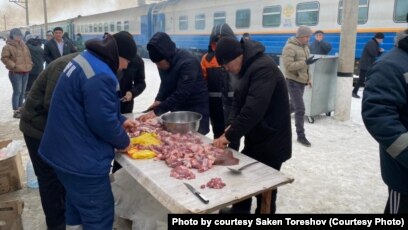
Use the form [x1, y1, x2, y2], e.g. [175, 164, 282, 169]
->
[3, 15, 6, 31]
[43, 0, 48, 32]
[334, 0, 359, 121]
[9, 0, 29, 26]
[25, 0, 29, 26]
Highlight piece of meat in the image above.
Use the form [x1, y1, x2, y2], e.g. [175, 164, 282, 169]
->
[170, 165, 196, 180]
[213, 149, 239, 166]
[206, 177, 226, 189]
[132, 118, 238, 179]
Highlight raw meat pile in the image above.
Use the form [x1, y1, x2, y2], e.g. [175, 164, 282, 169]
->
[130, 118, 238, 181]
[201, 178, 226, 189]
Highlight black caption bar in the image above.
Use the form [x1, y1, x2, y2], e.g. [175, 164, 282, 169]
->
[168, 214, 406, 230]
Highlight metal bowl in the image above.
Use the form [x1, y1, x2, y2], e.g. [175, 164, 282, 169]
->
[160, 111, 202, 134]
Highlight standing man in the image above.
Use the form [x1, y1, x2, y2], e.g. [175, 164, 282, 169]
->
[20, 52, 78, 230]
[362, 30, 408, 214]
[282, 26, 317, 147]
[39, 31, 137, 229]
[310, 30, 332, 55]
[112, 40, 146, 173]
[46, 30, 53, 41]
[213, 37, 292, 214]
[25, 35, 44, 98]
[1, 28, 32, 118]
[139, 32, 209, 135]
[44, 27, 77, 65]
[352, 32, 384, 98]
[200, 23, 236, 143]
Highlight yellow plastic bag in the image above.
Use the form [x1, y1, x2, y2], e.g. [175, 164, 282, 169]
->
[131, 132, 160, 146]
[128, 149, 157, 159]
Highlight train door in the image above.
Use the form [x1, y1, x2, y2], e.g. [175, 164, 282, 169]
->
[144, 3, 165, 39]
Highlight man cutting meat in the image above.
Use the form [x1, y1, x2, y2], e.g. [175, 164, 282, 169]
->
[213, 37, 292, 214]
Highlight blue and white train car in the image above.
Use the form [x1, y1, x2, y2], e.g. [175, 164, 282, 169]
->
[25, 0, 407, 62]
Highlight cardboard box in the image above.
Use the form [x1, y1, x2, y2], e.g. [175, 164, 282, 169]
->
[0, 140, 24, 195]
[0, 200, 24, 230]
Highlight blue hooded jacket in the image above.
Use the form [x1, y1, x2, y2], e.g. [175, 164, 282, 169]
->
[39, 35, 129, 177]
[362, 34, 408, 193]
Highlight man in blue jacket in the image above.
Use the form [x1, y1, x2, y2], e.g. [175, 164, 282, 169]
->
[39, 31, 137, 229]
[140, 32, 209, 134]
[362, 29, 408, 214]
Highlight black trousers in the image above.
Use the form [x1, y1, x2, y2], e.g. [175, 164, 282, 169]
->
[352, 69, 367, 95]
[232, 162, 282, 214]
[24, 134, 66, 229]
[209, 97, 226, 139]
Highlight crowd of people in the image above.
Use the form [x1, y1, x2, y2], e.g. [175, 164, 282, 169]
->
[0, 15, 407, 228]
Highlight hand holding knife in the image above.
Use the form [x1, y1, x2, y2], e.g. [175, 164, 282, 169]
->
[184, 183, 209, 204]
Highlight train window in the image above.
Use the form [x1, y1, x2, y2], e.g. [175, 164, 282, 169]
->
[117, 21, 122, 31]
[89, 24, 93, 33]
[85, 24, 89, 33]
[98, 23, 103, 32]
[236, 9, 251, 28]
[394, 0, 408, 22]
[93, 24, 98, 33]
[338, 0, 369, 25]
[104, 23, 109, 32]
[179, 15, 188, 31]
[195, 14, 205, 30]
[296, 2, 319, 26]
[263, 5, 281, 27]
[214, 11, 226, 26]
[110, 22, 115, 32]
[124, 21, 130, 31]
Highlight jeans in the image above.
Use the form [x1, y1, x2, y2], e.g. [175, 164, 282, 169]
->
[9, 72, 28, 110]
[286, 79, 306, 138]
[23, 134, 66, 229]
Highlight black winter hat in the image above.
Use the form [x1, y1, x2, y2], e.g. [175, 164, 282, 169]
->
[374, 32, 384, 39]
[215, 37, 243, 65]
[113, 31, 137, 61]
[147, 45, 166, 63]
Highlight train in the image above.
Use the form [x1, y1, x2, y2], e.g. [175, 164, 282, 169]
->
[2, 0, 407, 62]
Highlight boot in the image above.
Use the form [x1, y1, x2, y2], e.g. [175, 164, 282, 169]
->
[352, 93, 360, 99]
[13, 110, 21, 119]
[297, 136, 311, 147]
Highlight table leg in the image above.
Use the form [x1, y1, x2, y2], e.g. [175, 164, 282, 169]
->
[260, 190, 272, 214]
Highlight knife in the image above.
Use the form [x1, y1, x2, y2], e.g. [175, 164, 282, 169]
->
[184, 183, 209, 204]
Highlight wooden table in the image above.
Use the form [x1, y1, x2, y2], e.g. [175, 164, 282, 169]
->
[117, 114, 294, 214]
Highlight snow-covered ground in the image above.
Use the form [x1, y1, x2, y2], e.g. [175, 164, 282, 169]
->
[0, 40, 386, 229]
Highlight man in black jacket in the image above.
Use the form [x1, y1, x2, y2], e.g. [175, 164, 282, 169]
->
[43, 27, 77, 65]
[117, 51, 146, 114]
[113, 45, 146, 173]
[214, 37, 292, 214]
[352, 32, 384, 98]
[139, 32, 209, 134]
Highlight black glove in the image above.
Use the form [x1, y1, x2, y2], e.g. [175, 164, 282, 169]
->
[305, 56, 319, 65]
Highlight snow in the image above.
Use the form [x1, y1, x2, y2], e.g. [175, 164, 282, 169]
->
[0, 39, 387, 220]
